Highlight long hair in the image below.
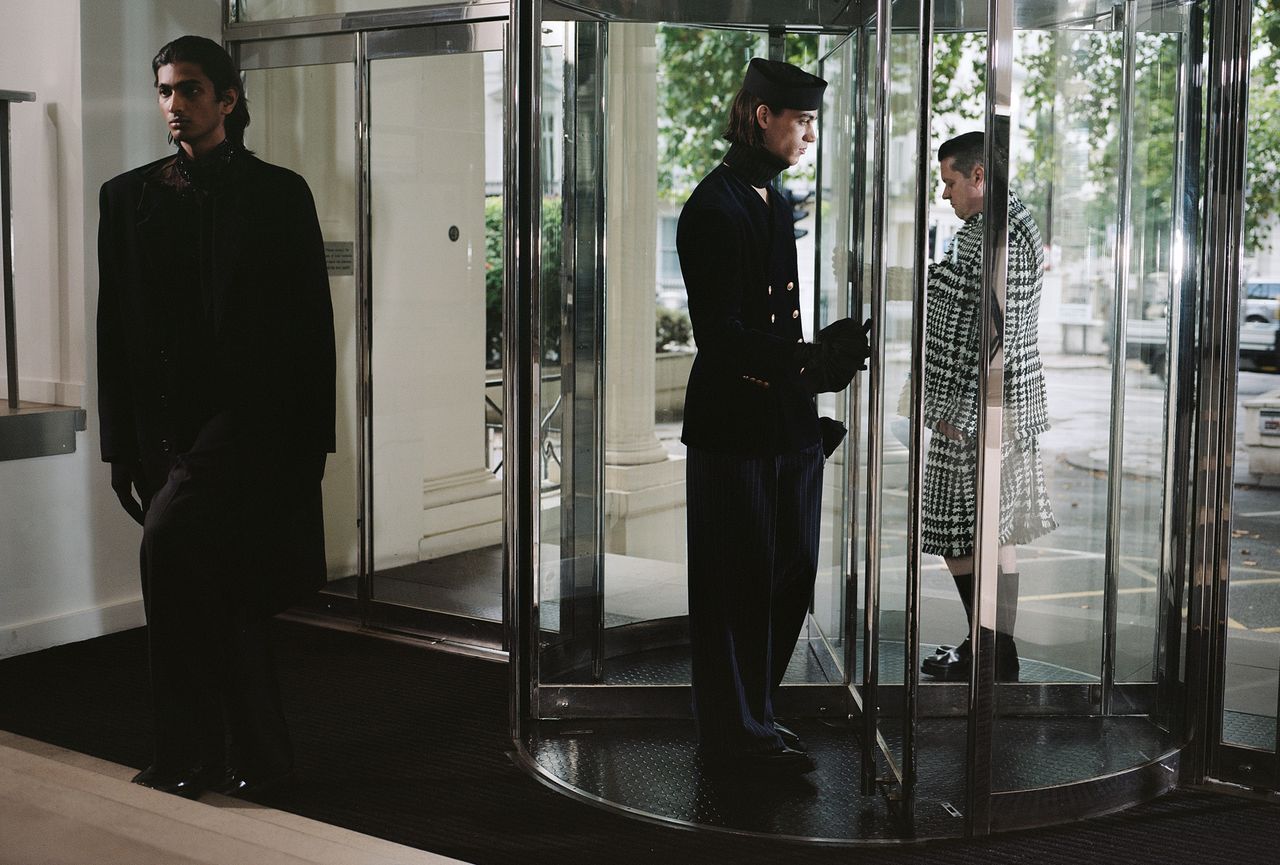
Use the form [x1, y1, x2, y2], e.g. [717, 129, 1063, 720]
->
[721, 88, 779, 148]
[152, 35, 251, 148]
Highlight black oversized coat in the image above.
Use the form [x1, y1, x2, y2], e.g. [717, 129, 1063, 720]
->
[676, 162, 819, 457]
[97, 148, 336, 605]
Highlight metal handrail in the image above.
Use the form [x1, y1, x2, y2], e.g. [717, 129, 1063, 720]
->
[1, 90, 36, 410]
[485, 369, 564, 482]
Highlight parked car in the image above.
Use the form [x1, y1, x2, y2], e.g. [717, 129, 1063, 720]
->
[1244, 279, 1280, 324]
[1240, 319, 1280, 372]
[1124, 295, 1280, 377]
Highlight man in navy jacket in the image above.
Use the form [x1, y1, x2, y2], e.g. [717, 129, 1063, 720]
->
[97, 35, 335, 799]
[678, 58, 869, 773]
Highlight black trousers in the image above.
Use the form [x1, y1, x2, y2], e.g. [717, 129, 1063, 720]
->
[686, 442, 823, 754]
[138, 432, 323, 774]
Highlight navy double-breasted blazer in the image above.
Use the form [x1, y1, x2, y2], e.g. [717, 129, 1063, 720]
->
[676, 162, 819, 457]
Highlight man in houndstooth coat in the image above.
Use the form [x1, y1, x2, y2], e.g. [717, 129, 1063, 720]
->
[918, 131, 1057, 684]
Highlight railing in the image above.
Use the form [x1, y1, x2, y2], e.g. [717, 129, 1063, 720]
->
[1, 89, 35, 409]
[484, 370, 563, 488]
[0, 88, 86, 461]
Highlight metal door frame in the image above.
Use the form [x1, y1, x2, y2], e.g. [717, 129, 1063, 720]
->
[227, 3, 513, 651]
[1186, 0, 1280, 798]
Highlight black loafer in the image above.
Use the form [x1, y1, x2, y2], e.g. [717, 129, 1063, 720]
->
[131, 764, 220, 799]
[921, 642, 971, 680]
[774, 721, 807, 753]
[921, 637, 1021, 683]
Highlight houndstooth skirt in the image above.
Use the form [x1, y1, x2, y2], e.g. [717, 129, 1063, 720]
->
[921, 432, 1057, 558]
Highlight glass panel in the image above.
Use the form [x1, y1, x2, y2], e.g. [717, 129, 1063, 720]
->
[537, 23, 584, 675]
[1000, 17, 1119, 689]
[368, 48, 506, 620]
[600, 21, 688, 655]
[988, 0, 1189, 794]
[877, 14, 924, 778]
[536, 20, 853, 696]
[232, 0, 460, 23]
[782, 28, 842, 686]
[814, 31, 857, 677]
[1221, 0, 1280, 754]
[242, 62, 360, 596]
[855, 23, 877, 687]
[919, 24, 988, 685]
[1115, 16, 1182, 685]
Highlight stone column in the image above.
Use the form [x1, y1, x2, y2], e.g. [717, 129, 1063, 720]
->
[603, 23, 685, 563]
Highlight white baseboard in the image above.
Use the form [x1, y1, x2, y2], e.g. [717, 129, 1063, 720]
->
[0, 596, 145, 659]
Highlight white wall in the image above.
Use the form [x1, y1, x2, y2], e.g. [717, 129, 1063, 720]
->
[0, 0, 222, 658]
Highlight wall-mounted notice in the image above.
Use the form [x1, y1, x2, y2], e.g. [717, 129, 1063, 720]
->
[324, 241, 354, 277]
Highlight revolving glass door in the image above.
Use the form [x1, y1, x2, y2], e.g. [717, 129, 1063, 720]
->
[232, 11, 511, 647]
[511, 0, 1228, 839]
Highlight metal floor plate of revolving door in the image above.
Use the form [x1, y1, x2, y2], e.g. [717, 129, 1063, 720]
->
[527, 641, 1177, 841]
[525, 714, 1178, 842]
[597, 637, 1097, 686]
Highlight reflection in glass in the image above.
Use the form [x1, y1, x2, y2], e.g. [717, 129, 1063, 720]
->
[814, 32, 856, 676]
[876, 20, 925, 775]
[602, 22, 687, 636]
[368, 49, 505, 619]
[243, 63, 359, 591]
[853, 24, 878, 685]
[1115, 26, 1183, 684]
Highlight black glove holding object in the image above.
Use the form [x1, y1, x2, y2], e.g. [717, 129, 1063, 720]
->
[795, 317, 872, 393]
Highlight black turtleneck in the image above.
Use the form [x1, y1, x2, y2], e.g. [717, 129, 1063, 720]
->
[722, 142, 790, 189]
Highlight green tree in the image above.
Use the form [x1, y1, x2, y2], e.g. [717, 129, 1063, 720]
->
[1246, 0, 1280, 252]
[484, 196, 563, 367]
[656, 28, 820, 201]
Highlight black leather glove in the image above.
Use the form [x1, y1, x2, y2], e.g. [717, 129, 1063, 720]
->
[822, 317, 872, 370]
[796, 317, 872, 393]
[818, 416, 847, 457]
[110, 461, 145, 526]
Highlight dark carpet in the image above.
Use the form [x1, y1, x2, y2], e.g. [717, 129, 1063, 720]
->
[0, 619, 1277, 865]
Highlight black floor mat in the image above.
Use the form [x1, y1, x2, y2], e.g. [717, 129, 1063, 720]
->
[1, 620, 1277, 865]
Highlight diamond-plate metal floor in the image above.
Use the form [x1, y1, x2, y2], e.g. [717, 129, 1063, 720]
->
[1223, 710, 1278, 751]
[599, 637, 1099, 687]
[526, 715, 1176, 842]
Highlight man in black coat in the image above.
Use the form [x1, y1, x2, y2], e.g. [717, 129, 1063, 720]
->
[97, 35, 335, 798]
[678, 58, 869, 773]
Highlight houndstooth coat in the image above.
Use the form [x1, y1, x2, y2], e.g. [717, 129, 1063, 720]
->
[920, 193, 1057, 558]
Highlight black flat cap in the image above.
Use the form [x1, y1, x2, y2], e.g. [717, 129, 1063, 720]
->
[742, 57, 827, 111]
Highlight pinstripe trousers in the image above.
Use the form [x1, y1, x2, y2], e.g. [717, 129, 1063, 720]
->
[686, 442, 824, 754]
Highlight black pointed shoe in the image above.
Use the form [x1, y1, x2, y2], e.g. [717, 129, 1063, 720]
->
[208, 765, 294, 798]
[131, 764, 221, 799]
[774, 721, 807, 753]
